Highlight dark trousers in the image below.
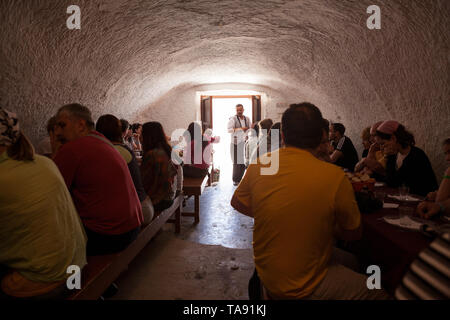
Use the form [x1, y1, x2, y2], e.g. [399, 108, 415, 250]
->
[231, 142, 246, 183]
[85, 226, 140, 256]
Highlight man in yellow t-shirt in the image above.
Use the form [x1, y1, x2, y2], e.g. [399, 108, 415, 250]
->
[231, 103, 389, 300]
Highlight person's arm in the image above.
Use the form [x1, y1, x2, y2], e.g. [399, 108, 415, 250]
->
[334, 176, 363, 241]
[227, 118, 236, 134]
[330, 137, 344, 163]
[330, 149, 343, 163]
[435, 167, 450, 202]
[131, 137, 139, 151]
[315, 142, 332, 163]
[417, 198, 450, 219]
[230, 165, 254, 217]
[354, 158, 366, 172]
[364, 157, 386, 176]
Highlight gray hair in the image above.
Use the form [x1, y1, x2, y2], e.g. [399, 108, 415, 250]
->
[58, 103, 94, 129]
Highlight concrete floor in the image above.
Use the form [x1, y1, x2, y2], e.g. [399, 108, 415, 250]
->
[178, 182, 253, 249]
[111, 180, 255, 300]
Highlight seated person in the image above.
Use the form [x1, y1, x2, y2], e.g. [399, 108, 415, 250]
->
[395, 232, 450, 300]
[329, 123, 359, 171]
[182, 122, 211, 178]
[36, 116, 57, 157]
[354, 121, 386, 179]
[53, 104, 143, 256]
[244, 122, 260, 167]
[376, 120, 438, 197]
[231, 102, 389, 300]
[140, 121, 178, 212]
[0, 107, 86, 299]
[361, 127, 371, 158]
[130, 123, 143, 154]
[96, 114, 154, 224]
[315, 119, 332, 163]
[417, 138, 450, 219]
[249, 118, 274, 165]
[120, 119, 134, 151]
[270, 122, 282, 152]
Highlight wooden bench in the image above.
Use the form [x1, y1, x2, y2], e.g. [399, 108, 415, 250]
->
[68, 195, 183, 300]
[182, 175, 209, 224]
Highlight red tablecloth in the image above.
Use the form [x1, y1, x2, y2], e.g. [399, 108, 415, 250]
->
[349, 186, 444, 295]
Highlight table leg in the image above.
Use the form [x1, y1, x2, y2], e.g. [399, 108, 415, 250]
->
[194, 195, 200, 224]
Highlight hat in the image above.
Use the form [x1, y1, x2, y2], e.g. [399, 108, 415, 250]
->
[0, 107, 20, 147]
[370, 121, 383, 135]
[377, 120, 400, 135]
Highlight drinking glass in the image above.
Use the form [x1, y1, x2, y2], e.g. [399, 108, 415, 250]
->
[399, 185, 409, 201]
[375, 191, 386, 204]
[398, 206, 414, 218]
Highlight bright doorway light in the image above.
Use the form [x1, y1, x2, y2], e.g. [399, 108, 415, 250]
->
[211, 97, 253, 186]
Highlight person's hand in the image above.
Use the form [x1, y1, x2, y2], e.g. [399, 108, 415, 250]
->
[328, 143, 334, 154]
[425, 191, 437, 202]
[361, 167, 373, 176]
[416, 201, 441, 219]
[367, 143, 380, 159]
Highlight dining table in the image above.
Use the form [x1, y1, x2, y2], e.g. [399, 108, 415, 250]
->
[345, 183, 450, 296]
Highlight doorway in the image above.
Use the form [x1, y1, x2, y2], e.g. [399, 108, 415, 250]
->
[200, 95, 261, 186]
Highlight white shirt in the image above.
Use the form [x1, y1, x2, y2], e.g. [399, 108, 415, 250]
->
[396, 151, 409, 170]
[244, 132, 259, 167]
[227, 115, 250, 145]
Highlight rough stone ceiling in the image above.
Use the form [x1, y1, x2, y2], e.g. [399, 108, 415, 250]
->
[0, 1, 449, 168]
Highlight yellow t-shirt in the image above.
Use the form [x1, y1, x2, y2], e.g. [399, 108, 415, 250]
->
[234, 147, 361, 299]
[0, 152, 87, 284]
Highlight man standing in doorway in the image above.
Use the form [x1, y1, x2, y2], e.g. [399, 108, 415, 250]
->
[228, 104, 251, 186]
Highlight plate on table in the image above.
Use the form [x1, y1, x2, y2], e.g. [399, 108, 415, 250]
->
[387, 195, 422, 202]
[383, 216, 424, 231]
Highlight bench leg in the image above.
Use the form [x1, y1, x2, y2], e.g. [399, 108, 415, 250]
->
[194, 195, 200, 224]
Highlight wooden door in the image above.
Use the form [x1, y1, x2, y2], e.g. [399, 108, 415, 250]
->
[252, 95, 261, 124]
[201, 96, 212, 130]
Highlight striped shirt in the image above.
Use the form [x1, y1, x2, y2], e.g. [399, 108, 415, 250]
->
[395, 232, 450, 300]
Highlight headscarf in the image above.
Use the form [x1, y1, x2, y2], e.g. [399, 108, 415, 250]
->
[0, 107, 20, 146]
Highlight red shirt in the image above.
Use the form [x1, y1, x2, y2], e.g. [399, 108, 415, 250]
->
[54, 131, 143, 235]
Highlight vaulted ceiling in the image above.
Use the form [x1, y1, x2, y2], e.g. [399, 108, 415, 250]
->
[1, 0, 449, 173]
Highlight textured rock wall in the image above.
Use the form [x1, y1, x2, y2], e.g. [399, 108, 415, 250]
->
[0, 0, 449, 176]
